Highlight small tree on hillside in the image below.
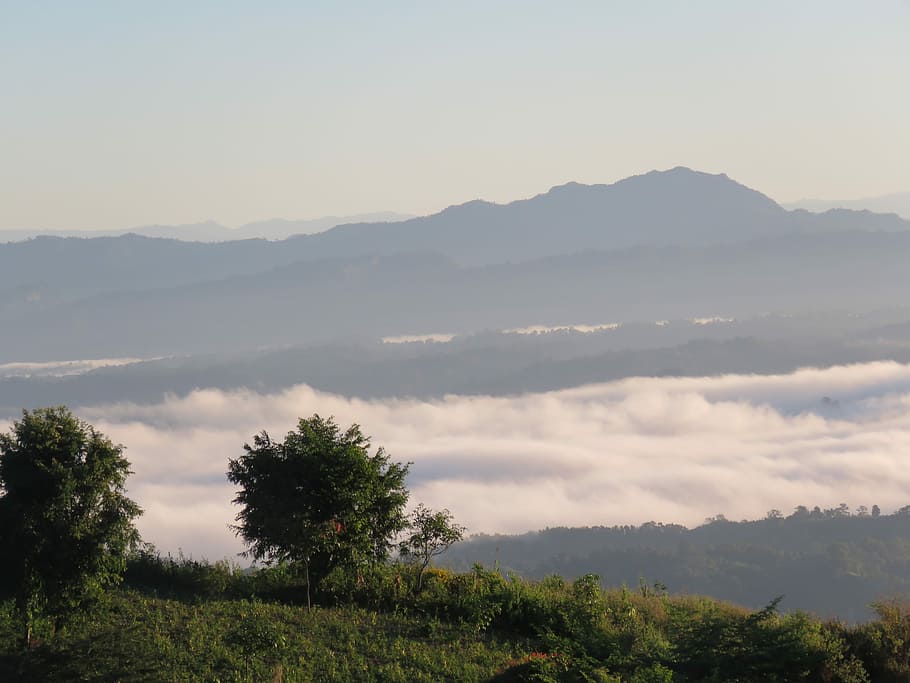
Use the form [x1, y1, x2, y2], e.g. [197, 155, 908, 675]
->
[227, 414, 410, 608]
[399, 504, 466, 590]
[0, 407, 142, 647]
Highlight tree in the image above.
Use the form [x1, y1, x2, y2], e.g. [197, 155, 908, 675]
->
[227, 414, 410, 608]
[790, 505, 810, 519]
[399, 504, 466, 590]
[0, 407, 141, 647]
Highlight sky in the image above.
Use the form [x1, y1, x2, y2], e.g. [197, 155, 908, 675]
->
[4, 360, 906, 560]
[1, 1, 909, 230]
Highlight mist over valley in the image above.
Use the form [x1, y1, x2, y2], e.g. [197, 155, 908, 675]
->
[4, 169, 910, 567]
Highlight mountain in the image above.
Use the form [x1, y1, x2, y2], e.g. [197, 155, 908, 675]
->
[233, 213, 413, 240]
[786, 192, 910, 220]
[0, 212, 413, 243]
[283, 167, 909, 266]
[6, 312, 910, 413]
[4, 230, 910, 362]
[2, 168, 908, 314]
[442, 513, 910, 622]
[3, 167, 910, 360]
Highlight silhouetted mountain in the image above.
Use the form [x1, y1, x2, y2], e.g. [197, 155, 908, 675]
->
[0, 212, 412, 243]
[4, 230, 910, 362]
[3, 168, 908, 320]
[7, 315, 910, 414]
[786, 192, 910, 220]
[0, 234, 291, 316]
[283, 167, 909, 266]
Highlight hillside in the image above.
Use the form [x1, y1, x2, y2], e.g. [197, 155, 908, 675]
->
[0, 212, 413, 243]
[444, 510, 910, 623]
[6, 310, 910, 412]
[2, 566, 906, 681]
[5, 230, 910, 361]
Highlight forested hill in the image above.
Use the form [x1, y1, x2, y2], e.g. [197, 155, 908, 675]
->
[444, 507, 910, 623]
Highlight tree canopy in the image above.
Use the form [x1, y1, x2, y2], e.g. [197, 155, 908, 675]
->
[227, 414, 410, 601]
[400, 504, 466, 590]
[0, 407, 141, 645]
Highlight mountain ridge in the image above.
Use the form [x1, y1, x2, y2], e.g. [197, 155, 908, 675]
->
[283, 166, 906, 265]
[786, 191, 910, 220]
[5, 230, 910, 361]
[0, 211, 414, 243]
[2, 167, 909, 328]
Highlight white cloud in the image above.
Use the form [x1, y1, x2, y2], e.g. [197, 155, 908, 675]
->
[0, 357, 148, 378]
[6, 361, 910, 561]
[690, 316, 735, 326]
[381, 333, 456, 344]
[503, 322, 621, 334]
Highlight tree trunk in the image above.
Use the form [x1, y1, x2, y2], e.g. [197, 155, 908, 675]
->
[16, 592, 33, 650]
[304, 559, 311, 611]
[417, 559, 430, 592]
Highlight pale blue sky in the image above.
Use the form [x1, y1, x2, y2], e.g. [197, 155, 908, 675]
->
[1, 1, 908, 229]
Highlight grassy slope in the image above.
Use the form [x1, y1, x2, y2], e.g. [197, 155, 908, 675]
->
[0, 592, 528, 682]
[2, 562, 907, 682]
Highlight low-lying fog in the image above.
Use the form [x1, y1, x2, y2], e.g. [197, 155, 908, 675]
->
[0, 358, 146, 379]
[6, 361, 910, 561]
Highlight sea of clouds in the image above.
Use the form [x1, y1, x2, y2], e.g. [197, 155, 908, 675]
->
[7, 360, 910, 561]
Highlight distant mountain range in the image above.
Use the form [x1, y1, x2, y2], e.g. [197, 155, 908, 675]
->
[4, 230, 910, 362]
[2, 167, 907, 303]
[785, 192, 910, 220]
[0, 212, 413, 243]
[3, 309, 910, 415]
[2, 166, 910, 362]
[281, 167, 908, 266]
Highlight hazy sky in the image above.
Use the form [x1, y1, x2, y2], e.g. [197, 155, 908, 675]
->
[2, 1, 908, 230]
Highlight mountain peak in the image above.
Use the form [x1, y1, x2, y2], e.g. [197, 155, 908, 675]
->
[542, 167, 756, 200]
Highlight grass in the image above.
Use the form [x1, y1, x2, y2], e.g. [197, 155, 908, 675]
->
[0, 591, 530, 682]
[3, 561, 908, 682]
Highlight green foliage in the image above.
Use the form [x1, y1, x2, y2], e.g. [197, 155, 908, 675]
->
[0, 407, 141, 645]
[399, 504, 466, 590]
[847, 599, 910, 681]
[666, 597, 828, 681]
[446, 508, 910, 621]
[124, 546, 247, 601]
[0, 591, 524, 681]
[226, 414, 410, 601]
[1, 407, 903, 679]
[1, 561, 905, 681]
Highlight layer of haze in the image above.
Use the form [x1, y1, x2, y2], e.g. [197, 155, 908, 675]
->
[6, 361, 908, 561]
[2, 1, 908, 230]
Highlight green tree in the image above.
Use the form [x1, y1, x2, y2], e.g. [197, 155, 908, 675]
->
[0, 407, 141, 647]
[399, 504, 466, 590]
[227, 414, 410, 608]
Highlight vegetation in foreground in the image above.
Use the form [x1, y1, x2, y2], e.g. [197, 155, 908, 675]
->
[445, 507, 910, 623]
[4, 407, 910, 681]
[3, 555, 910, 681]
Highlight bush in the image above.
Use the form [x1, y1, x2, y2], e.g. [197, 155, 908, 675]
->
[110, 554, 904, 681]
